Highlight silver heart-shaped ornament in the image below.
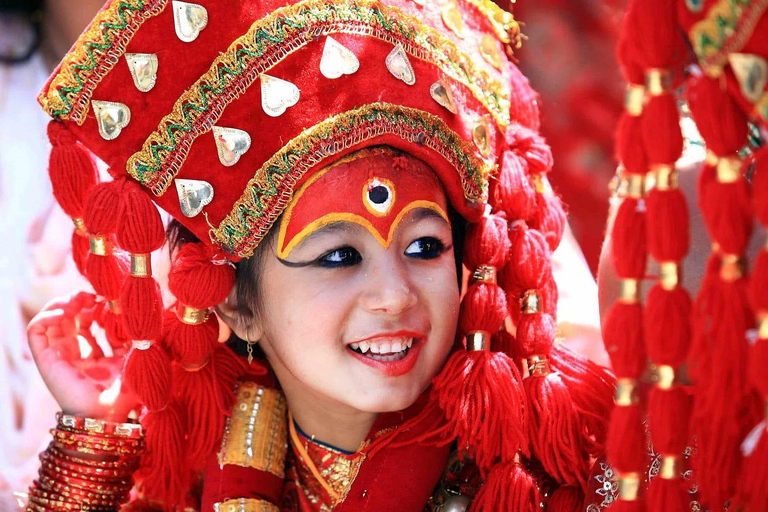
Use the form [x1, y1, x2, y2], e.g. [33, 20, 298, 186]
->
[729, 53, 768, 103]
[430, 80, 457, 114]
[125, 53, 158, 92]
[261, 74, 301, 117]
[175, 178, 214, 217]
[213, 126, 252, 166]
[92, 100, 131, 140]
[320, 36, 360, 79]
[173, 1, 208, 43]
[386, 43, 416, 86]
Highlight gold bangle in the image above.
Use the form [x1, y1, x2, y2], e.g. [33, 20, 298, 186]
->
[107, 300, 122, 314]
[520, 289, 541, 314]
[717, 155, 742, 183]
[129, 253, 151, 278]
[527, 354, 550, 377]
[645, 69, 672, 96]
[620, 279, 640, 304]
[660, 455, 679, 479]
[659, 261, 679, 290]
[615, 378, 636, 406]
[472, 265, 497, 284]
[625, 85, 645, 116]
[72, 217, 87, 236]
[720, 253, 744, 282]
[618, 472, 640, 501]
[465, 331, 490, 351]
[88, 235, 111, 256]
[625, 173, 645, 199]
[176, 303, 209, 325]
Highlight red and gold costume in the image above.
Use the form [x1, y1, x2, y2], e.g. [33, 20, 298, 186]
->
[27, 0, 625, 510]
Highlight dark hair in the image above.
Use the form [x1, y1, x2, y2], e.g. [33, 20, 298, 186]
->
[0, 1, 43, 65]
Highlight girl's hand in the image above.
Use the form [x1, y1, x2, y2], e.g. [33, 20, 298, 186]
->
[27, 292, 139, 422]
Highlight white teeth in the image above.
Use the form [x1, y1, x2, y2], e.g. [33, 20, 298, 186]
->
[391, 341, 403, 353]
[349, 337, 415, 356]
[406, 339, 413, 348]
[369, 344, 381, 354]
[358, 341, 370, 353]
[350, 342, 360, 351]
[379, 342, 391, 354]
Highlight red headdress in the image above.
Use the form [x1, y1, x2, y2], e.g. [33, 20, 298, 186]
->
[605, 0, 768, 510]
[37, 0, 613, 509]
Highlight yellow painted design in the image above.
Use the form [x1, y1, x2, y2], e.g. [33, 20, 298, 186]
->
[218, 383, 288, 477]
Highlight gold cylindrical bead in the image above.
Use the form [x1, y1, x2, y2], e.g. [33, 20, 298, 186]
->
[660, 455, 679, 479]
[89, 234, 111, 256]
[472, 266, 497, 284]
[759, 315, 768, 339]
[645, 69, 672, 96]
[705, 150, 719, 166]
[620, 279, 640, 304]
[659, 261, 679, 290]
[720, 254, 744, 282]
[625, 173, 645, 199]
[615, 378, 637, 406]
[520, 290, 541, 314]
[531, 174, 547, 194]
[527, 355, 550, 377]
[177, 304, 208, 325]
[466, 331, 490, 351]
[618, 472, 640, 501]
[657, 365, 675, 390]
[625, 85, 645, 116]
[108, 300, 122, 314]
[653, 165, 678, 191]
[72, 217, 87, 236]
[717, 155, 742, 183]
[130, 254, 152, 278]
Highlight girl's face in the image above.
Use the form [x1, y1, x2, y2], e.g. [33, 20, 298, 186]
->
[252, 150, 460, 414]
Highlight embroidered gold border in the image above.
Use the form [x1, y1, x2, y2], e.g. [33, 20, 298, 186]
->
[38, 0, 167, 123]
[689, 0, 768, 75]
[213, 498, 280, 512]
[461, 0, 521, 46]
[209, 102, 491, 258]
[218, 383, 288, 478]
[126, 0, 510, 195]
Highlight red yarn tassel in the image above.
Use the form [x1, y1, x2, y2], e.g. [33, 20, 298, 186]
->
[610, 199, 647, 278]
[602, 303, 647, 379]
[644, 285, 691, 366]
[607, 405, 647, 473]
[162, 307, 218, 366]
[469, 462, 539, 512]
[645, 188, 688, 262]
[493, 150, 535, 221]
[71, 230, 90, 276]
[123, 342, 172, 412]
[608, 501, 645, 512]
[737, 424, 768, 512]
[646, 477, 689, 512]
[547, 485, 584, 512]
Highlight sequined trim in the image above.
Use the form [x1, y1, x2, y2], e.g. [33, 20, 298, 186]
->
[210, 102, 491, 258]
[126, 0, 509, 195]
[688, 0, 768, 76]
[38, 0, 167, 123]
[218, 383, 288, 478]
[213, 498, 280, 512]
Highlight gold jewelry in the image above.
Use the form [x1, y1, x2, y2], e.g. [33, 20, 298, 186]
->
[246, 334, 257, 365]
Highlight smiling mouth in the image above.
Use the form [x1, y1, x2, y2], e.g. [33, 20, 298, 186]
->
[347, 337, 414, 362]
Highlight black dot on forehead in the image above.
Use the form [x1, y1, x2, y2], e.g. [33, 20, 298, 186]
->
[368, 185, 389, 204]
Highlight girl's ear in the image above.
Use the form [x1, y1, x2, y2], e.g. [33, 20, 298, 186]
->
[214, 287, 265, 342]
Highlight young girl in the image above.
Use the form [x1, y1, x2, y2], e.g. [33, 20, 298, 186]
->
[25, 0, 614, 510]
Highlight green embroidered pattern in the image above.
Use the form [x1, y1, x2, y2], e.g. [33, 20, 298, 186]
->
[689, 0, 768, 76]
[38, 0, 166, 123]
[126, 0, 510, 196]
[210, 103, 491, 258]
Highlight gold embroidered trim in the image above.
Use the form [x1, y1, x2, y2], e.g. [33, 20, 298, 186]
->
[213, 498, 280, 512]
[38, 0, 167, 123]
[689, 0, 768, 76]
[126, 0, 509, 196]
[218, 383, 288, 478]
[461, 0, 521, 47]
[210, 102, 491, 258]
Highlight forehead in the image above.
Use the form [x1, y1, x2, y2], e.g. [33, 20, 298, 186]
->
[277, 147, 448, 257]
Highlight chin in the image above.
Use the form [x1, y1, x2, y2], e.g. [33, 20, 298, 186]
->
[346, 384, 424, 414]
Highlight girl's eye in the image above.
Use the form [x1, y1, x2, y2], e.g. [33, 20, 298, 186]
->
[317, 247, 362, 268]
[405, 237, 447, 259]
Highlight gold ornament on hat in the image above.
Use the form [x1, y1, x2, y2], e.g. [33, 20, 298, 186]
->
[125, 53, 158, 93]
[175, 178, 214, 218]
[441, 1, 466, 39]
[480, 34, 502, 70]
[92, 100, 131, 140]
[260, 74, 301, 117]
[213, 126, 252, 167]
[320, 36, 360, 79]
[172, 1, 208, 43]
[429, 80, 457, 114]
[472, 115, 492, 157]
[728, 53, 768, 103]
[385, 43, 416, 85]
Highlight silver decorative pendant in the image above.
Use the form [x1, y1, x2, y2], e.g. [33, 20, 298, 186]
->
[472, 115, 492, 157]
[172, 1, 208, 43]
[479, 34, 502, 70]
[125, 53, 158, 92]
[430, 80, 457, 114]
[175, 178, 214, 217]
[260, 74, 300, 117]
[92, 100, 131, 140]
[443, 495, 471, 512]
[320, 36, 360, 79]
[386, 43, 416, 86]
[213, 126, 252, 166]
[728, 53, 768, 103]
